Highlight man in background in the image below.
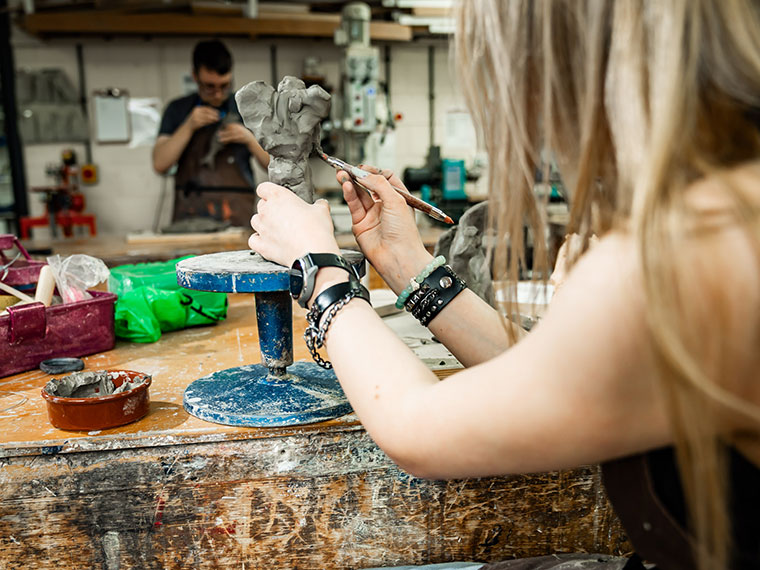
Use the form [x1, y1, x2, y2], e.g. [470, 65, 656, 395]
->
[153, 39, 269, 229]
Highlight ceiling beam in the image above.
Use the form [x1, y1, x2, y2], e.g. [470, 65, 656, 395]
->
[20, 10, 413, 41]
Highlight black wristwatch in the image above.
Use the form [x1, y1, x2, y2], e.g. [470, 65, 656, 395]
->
[289, 253, 359, 308]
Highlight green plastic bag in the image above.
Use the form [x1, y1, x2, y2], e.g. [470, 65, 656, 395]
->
[110, 256, 227, 343]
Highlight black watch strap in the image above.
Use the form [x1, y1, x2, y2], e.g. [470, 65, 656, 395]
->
[310, 280, 370, 320]
[307, 253, 355, 275]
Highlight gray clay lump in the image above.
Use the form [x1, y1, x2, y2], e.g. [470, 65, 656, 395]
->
[45, 370, 148, 398]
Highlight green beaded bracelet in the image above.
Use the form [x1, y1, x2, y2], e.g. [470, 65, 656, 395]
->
[395, 255, 446, 309]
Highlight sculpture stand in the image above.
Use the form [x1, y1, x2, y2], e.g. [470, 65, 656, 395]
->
[176, 250, 364, 427]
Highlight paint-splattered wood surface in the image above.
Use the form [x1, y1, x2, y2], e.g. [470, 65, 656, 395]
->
[0, 294, 630, 569]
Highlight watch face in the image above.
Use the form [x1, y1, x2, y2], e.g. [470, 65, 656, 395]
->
[289, 261, 305, 300]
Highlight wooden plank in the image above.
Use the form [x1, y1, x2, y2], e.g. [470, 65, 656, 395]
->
[125, 229, 248, 245]
[0, 293, 457, 458]
[0, 433, 630, 569]
[413, 7, 452, 17]
[0, 293, 315, 455]
[370, 20, 413, 42]
[20, 10, 413, 41]
[21, 234, 252, 267]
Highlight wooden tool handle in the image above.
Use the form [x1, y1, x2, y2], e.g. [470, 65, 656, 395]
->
[34, 266, 56, 307]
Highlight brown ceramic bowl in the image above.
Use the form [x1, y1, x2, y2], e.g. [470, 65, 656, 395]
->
[41, 370, 152, 431]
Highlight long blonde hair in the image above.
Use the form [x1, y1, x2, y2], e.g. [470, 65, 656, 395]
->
[455, 1, 760, 568]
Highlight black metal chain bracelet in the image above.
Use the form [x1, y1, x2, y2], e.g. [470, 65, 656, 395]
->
[304, 281, 370, 369]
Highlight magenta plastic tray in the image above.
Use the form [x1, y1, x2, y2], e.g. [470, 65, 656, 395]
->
[0, 290, 117, 378]
[0, 234, 45, 288]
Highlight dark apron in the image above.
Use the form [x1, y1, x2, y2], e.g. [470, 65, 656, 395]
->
[601, 453, 694, 570]
[173, 121, 255, 228]
[602, 446, 760, 570]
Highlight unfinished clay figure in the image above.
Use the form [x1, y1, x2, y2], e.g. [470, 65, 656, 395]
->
[235, 76, 331, 203]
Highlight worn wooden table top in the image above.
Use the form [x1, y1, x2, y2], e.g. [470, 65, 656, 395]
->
[0, 293, 360, 456]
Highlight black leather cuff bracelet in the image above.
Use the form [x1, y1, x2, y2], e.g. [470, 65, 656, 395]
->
[404, 265, 466, 327]
[309, 279, 370, 322]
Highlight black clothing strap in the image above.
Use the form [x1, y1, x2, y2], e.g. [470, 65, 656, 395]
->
[303, 279, 370, 369]
[602, 445, 760, 569]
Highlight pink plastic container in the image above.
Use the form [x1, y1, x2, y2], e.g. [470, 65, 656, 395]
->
[0, 291, 117, 378]
[0, 234, 45, 288]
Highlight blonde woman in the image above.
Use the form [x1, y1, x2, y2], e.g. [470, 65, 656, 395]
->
[248, 1, 760, 569]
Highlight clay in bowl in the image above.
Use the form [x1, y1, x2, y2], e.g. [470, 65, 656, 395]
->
[41, 370, 152, 431]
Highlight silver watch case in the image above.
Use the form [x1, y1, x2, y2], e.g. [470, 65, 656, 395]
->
[289, 253, 358, 308]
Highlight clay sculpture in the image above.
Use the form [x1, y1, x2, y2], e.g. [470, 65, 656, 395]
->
[235, 76, 331, 203]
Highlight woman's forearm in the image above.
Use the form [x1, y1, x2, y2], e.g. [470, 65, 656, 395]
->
[323, 299, 440, 469]
[372, 249, 514, 367]
[426, 289, 515, 366]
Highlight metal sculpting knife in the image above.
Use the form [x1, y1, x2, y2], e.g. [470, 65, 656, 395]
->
[316, 149, 454, 225]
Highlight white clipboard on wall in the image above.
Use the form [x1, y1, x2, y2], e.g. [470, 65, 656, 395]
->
[93, 88, 131, 144]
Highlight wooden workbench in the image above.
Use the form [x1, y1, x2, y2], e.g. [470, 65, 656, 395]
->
[19, 228, 448, 268]
[0, 294, 629, 570]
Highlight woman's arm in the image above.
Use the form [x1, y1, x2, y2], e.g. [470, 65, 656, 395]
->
[339, 169, 517, 366]
[249, 182, 670, 480]
[320, 232, 669, 479]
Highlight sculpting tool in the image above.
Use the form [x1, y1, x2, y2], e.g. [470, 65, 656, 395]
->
[317, 150, 455, 225]
[0, 280, 34, 304]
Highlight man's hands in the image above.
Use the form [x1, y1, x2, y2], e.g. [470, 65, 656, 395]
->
[218, 123, 256, 145]
[215, 120, 269, 169]
[183, 106, 254, 144]
[184, 105, 221, 131]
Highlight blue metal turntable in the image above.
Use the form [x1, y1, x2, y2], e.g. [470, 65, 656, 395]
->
[176, 250, 364, 427]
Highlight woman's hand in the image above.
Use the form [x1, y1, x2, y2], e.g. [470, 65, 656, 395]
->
[339, 166, 431, 293]
[248, 182, 340, 267]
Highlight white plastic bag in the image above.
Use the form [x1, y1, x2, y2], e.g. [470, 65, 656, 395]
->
[46, 254, 110, 304]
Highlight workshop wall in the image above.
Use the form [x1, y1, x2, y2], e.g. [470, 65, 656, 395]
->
[11, 25, 467, 236]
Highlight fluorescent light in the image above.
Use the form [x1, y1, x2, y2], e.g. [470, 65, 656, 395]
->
[397, 14, 455, 30]
[428, 22, 456, 35]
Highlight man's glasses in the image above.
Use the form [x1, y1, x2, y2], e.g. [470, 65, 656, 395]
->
[198, 81, 231, 95]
